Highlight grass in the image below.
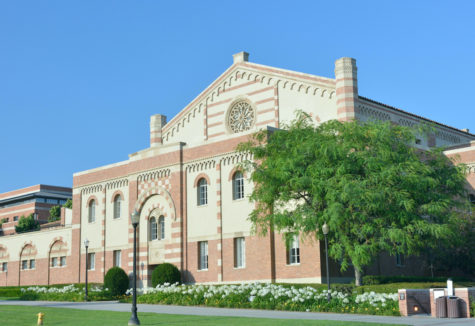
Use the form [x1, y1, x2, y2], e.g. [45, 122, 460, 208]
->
[0, 305, 405, 326]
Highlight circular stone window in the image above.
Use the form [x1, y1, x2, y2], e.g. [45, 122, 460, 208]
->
[227, 100, 256, 133]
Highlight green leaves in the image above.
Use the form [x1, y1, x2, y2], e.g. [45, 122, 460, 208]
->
[239, 113, 469, 280]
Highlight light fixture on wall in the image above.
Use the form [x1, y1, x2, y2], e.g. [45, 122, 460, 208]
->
[413, 305, 419, 312]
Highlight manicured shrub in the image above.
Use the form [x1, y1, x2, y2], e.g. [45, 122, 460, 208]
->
[151, 263, 181, 287]
[362, 275, 472, 285]
[15, 214, 40, 233]
[104, 267, 129, 296]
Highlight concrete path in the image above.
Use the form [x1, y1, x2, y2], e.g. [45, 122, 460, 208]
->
[0, 300, 473, 326]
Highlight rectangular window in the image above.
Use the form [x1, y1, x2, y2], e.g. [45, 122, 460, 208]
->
[29, 259, 35, 269]
[87, 253, 95, 270]
[51, 257, 58, 267]
[113, 250, 121, 267]
[22, 260, 28, 270]
[60, 256, 66, 267]
[287, 236, 300, 265]
[2, 262, 7, 272]
[234, 237, 245, 268]
[14, 216, 18, 221]
[198, 241, 208, 270]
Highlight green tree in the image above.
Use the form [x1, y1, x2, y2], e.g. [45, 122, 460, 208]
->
[62, 198, 72, 209]
[48, 205, 61, 222]
[238, 113, 469, 286]
[15, 214, 40, 233]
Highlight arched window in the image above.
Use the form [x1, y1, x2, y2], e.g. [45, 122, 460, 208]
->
[88, 200, 96, 223]
[197, 178, 208, 206]
[232, 171, 244, 200]
[113, 195, 121, 219]
[158, 215, 165, 240]
[150, 217, 158, 240]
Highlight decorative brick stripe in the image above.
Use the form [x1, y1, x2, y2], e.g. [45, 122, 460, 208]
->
[208, 111, 224, 119]
[255, 97, 275, 105]
[247, 86, 274, 96]
[207, 121, 223, 128]
[256, 119, 277, 127]
[207, 98, 232, 108]
[257, 107, 275, 115]
[208, 132, 225, 139]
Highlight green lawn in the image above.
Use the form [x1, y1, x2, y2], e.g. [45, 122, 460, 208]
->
[0, 305, 405, 326]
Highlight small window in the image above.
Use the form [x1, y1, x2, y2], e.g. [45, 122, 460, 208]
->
[158, 216, 165, 240]
[51, 257, 58, 267]
[14, 216, 19, 221]
[234, 237, 245, 268]
[287, 236, 300, 265]
[396, 253, 405, 267]
[87, 253, 95, 270]
[88, 200, 96, 223]
[113, 195, 121, 219]
[60, 256, 66, 267]
[198, 241, 208, 270]
[150, 217, 158, 240]
[22, 260, 28, 270]
[29, 259, 35, 269]
[2, 262, 6, 272]
[232, 171, 244, 200]
[113, 250, 121, 267]
[197, 178, 208, 206]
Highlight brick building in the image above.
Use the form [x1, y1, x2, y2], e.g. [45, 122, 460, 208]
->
[0, 52, 474, 287]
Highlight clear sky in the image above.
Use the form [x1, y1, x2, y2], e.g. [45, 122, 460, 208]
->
[1, 1, 474, 193]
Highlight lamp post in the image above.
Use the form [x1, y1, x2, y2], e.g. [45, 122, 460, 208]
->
[322, 222, 330, 303]
[129, 210, 140, 325]
[84, 238, 89, 301]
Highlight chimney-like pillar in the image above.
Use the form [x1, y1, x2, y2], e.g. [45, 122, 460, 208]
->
[150, 114, 167, 147]
[334, 57, 358, 122]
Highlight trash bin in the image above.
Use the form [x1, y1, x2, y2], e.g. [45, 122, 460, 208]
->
[436, 296, 447, 318]
[447, 296, 461, 318]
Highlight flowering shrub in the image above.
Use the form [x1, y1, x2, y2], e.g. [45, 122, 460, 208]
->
[126, 282, 399, 316]
[20, 284, 109, 301]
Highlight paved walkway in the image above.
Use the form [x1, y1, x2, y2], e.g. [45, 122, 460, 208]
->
[0, 300, 473, 326]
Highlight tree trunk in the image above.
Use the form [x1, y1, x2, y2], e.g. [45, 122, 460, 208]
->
[354, 266, 363, 286]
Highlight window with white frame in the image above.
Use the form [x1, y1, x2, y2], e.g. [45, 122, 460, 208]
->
[150, 217, 158, 240]
[87, 253, 95, 270]
[198, 241, 208, 270]
[29, 259, 35, 269]
[113, 195, 121, 219]
[60, 256, 66, 267]
[22, 260, 28, 270]
[287, 236, 300, 265]
[234, 237, 245, 268]
[158, 216, 165, 240]
[197, 178, 208, 206]
[113, 250, 121, 267]
[88, 199, 96, 223]
[51, 257, 58, 267]
[1, 262, 6, 272]
[232, 171, 244, 200]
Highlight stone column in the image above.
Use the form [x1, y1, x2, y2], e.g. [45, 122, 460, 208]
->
[335, 57, 358, 122]
[150, 114, 167, 147]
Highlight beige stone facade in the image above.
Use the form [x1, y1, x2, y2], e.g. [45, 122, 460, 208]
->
[0, 52, 474, 287]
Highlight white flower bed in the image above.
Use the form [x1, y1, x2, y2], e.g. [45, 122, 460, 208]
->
[21, 284, 104, 294]
[127, 282, 397, 308]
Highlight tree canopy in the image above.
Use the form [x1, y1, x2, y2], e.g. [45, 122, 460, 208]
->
[238, 113, 470, 285]
[48, 205, 61, 222]
[15, 214, 40, 233]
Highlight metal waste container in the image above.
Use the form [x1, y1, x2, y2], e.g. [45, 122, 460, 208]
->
[436, 296, 447, 318]
[447, 296, 461, 318]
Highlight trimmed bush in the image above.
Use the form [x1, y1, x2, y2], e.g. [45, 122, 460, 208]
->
[104, 267, 129, 296]
[151, 263, 181, 287]
[362, 275, 472, 285]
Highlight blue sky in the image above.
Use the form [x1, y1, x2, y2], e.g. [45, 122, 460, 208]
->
[1, 1, 474, 193]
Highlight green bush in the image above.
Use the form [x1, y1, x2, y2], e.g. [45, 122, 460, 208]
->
[151, 263, 181, 287]
[48, 205, 61, 222]
[15, 214, 40, 233]
[62, 199, 73, 209]
[104, 267, 129, 296]
[362, 275, 472, 285]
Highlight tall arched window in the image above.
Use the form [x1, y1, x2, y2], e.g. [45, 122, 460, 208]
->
[197, 178, 208, 206]
[158, 215, 165, 240]
[150, 217, 158, 240]
[232, 171, 244, 200]
[113, 195, 121, 219]
[88, 200, 96, 223]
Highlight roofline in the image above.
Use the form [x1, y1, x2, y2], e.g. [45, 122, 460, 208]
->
[359, 96, 475, 137]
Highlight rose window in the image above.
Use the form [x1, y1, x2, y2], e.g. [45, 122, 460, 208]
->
[227, 101, 255, 133]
